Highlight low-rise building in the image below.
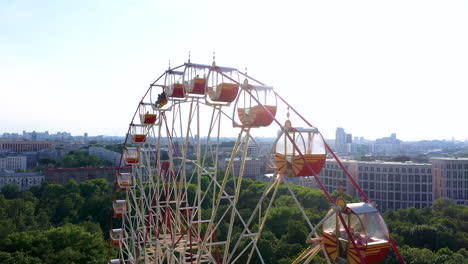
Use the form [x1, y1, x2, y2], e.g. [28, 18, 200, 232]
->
[0, 170, 44, 191]
[0, 141, 54, 152]
[44, 166, 118, 184]
[89, 147, 122, 166]
[0, 156, 27, 170]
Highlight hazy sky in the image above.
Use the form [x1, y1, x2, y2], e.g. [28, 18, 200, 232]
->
[1, 0, 467, 141]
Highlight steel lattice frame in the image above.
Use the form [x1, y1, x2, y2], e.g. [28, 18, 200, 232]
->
[109, 61, 406, 264]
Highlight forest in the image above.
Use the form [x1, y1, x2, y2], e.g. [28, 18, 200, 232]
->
[0, 178, 467, 264]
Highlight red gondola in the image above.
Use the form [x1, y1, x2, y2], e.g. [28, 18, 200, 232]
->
[183, 63, 209, 96]
[164, 70, 185, 99]
[234, 79, 277, 127]
[139, 103, 157, 125]
[206, 65, 239, 105]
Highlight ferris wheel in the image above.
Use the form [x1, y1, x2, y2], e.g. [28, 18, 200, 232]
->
[108, 57, 406, 264]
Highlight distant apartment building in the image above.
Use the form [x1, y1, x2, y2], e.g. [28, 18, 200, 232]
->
[0, 156, 27, 170]
[218, 158, 267, 179]
[38, 148, 69, 163]
[0, 141, 54, 152]
[89, 147, 122, 166]
[44, 166, 119, 184]
[316, 160, 359, 197]
[356, 161, 433, 211]
[0, 170, 44, 191]
[431, 158, 468, 205]
[244, 142, 274, 158]
[301, 159, 442, 212]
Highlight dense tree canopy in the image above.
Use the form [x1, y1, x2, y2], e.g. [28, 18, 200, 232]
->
[0, 177, 467, 263]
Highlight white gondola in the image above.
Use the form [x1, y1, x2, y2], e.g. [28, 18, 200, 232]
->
[113, 200, 127, 218]
[206, 65, 240, 105]
[117, 172, 133, 190]
[110, 228, 125, 247]
[183, 63, 209, 96]
[130, 124, 147, 144]
[123, 147, 139, 165]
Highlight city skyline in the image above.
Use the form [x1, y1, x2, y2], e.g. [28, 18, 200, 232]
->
[2, 128, 468, 143]
[1, 1, 467, 141]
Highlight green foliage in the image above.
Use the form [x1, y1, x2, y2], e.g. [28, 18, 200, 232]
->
[0, 179, 113, 263]
[0, 223, 107, 264]
[1, 184, 20, 199]
[104, 144, 123, 154]
[1, 174, 467, 263]
[59, 151, 111, 168]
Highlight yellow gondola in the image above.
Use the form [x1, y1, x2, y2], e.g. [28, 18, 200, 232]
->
[323, 202, 390, 264]
[274, 121, 326, 176]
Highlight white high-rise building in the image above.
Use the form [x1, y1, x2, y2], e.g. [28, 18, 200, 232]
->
[335, 127, 347, 153]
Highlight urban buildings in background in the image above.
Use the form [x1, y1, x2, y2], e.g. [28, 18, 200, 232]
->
[334, 127, 401, 156]
[333, 127, 468, 157]
[0, 131, 125, 191]
[0, 130, 122, 142]
[1, 129, 468, 214]
[300, 157, 468, 212]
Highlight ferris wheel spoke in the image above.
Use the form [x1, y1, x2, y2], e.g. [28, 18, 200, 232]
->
[222, 129, 252, 263]
[191, 160, 267, 264]
[227, 173, 282, 263]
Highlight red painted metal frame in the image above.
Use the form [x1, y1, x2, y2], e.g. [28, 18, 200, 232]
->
[229, 73, 368, 263]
